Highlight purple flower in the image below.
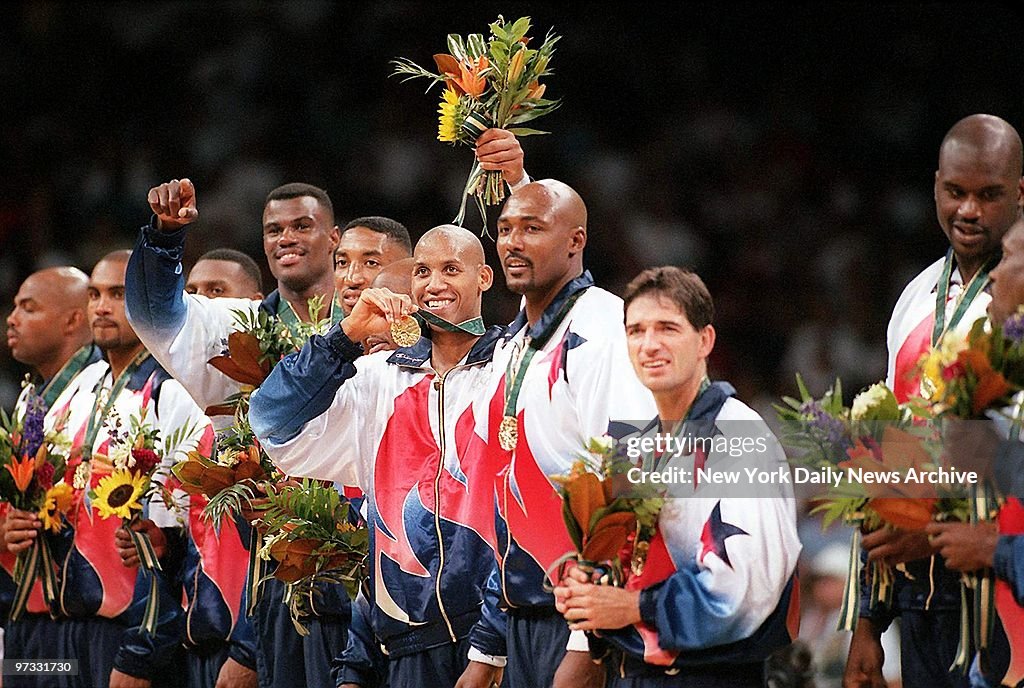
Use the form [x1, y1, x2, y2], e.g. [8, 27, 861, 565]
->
[1004, 312, 1024, 344]
[800, 400, 851, 453]
[21, 394, 46, 459]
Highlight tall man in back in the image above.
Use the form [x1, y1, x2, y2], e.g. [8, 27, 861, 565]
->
[845, 114, 1024, 688]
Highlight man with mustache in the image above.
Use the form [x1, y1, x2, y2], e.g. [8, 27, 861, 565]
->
[845, 114, 1024, 688]
[250, 225, 509, 688]
[5, 251, 212, 688]
[459, 179, 657, 688]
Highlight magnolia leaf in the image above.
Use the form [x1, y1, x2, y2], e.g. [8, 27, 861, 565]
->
[581, 511, 636, 563]
[566, 472, 606, 534]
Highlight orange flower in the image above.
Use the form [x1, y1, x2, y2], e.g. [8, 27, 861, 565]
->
[959, 349, 1012, 416]
[5, 454, 34, 493]
[432, 53, 489, 99]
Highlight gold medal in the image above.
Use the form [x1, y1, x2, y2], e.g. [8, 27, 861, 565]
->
[73, 461, 92, 490]
[389, 316, 420, 347]
[498, 415, 518, 451]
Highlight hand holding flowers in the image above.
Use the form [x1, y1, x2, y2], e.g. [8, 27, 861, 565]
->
[393, 15, 561, 228]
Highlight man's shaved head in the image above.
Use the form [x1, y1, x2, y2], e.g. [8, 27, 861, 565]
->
[6, 266, 92, 378]
[416, 224, 487, 266]
[370, 257, 416, 296]
[412, 224, 493, 327]
[935, 114, 1024, 281]
[496, 179, 589, 316]
[940, 114, 1023, 178]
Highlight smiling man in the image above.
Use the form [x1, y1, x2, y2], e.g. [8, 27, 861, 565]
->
[249, 225, 508, 688]
[334, 216, 413, 314]
[124, 179, 355, 688]
[553, 266, 801, 687]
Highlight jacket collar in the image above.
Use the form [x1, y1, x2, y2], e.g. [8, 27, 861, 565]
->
[505, 270, 595, 342]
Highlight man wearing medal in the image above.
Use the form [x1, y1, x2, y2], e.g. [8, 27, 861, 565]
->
[1, 267, 99, 677]
[122, 248, 265, 688]
[458, 180, 657, 688]
[5, 251, 212, 688]
[553, 266, 801, 686]
[846, 115, 1024, 688]
[249, 225, 509, 687]
[125, 179, 372, 688]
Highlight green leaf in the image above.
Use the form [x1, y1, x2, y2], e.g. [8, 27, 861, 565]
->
[507, 127, 549, 137]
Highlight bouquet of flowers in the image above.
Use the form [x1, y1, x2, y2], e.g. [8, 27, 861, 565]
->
[545, 436, 664, 589]
[774, 375, 946, 530]
[0, 391, 74, 620]
[88, 408, 202, 634]
[254, 479, 368, 634]
[919, 312, 1024, 419]
[196, 296, 330, 526]
[205, 295, 333, 417]
[392, 15, 561, 227]
[173, 418, 278, 525]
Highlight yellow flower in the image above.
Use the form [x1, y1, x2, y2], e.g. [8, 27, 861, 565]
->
[92, 469, 148, 520]
[38, 483, 73, 533]
[437, 87, 461, 143]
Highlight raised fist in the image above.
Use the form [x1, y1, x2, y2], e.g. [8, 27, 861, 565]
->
[148, 178, 199, 231]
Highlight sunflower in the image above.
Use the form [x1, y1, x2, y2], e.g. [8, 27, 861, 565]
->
[437, 87, 462, 143]
[38, 483, 73, 532]
[92, 469, 148, 520]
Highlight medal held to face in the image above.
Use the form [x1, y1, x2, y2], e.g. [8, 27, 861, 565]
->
[390, 316, 421, 347]
[498, 415, 518, 451]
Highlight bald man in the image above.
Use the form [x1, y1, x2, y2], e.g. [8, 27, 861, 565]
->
[457, 180, 656, 688]
[250, 226, 510, 687]
[5, 267, 98, 401]
[0, 267, 100, 669]
[846, 115, 1024, 688]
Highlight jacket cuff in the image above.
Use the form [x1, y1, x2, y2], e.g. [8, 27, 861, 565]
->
[112, 649, 154, 681]
[638, 586, 660, 626]
[228, 641, 258, 672]
[324, 323, 365, 361]
[142, 216, 189, 252]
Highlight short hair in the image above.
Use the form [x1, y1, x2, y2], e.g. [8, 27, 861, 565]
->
[623, 266, 714, 329]
[196, 248, 263, 291]
[342, 216, 412, 254]
[265, 183, 334, 223]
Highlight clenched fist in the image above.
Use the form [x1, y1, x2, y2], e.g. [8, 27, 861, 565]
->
[149, 178, 199, 231]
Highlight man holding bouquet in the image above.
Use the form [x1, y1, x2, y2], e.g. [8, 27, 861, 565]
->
[846, 114, 1024, 688]
[459, 180, 656, 688]
[553, 266, 801, 686]
[5, 250, 212, 688]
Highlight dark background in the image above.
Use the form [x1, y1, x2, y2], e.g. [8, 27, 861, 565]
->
[3, 1, 1024, 415]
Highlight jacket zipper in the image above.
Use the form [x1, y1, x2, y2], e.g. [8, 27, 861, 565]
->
[433, 366, 457, 642]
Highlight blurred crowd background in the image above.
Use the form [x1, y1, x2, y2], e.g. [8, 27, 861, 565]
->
[3, 4, 1024, 682]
